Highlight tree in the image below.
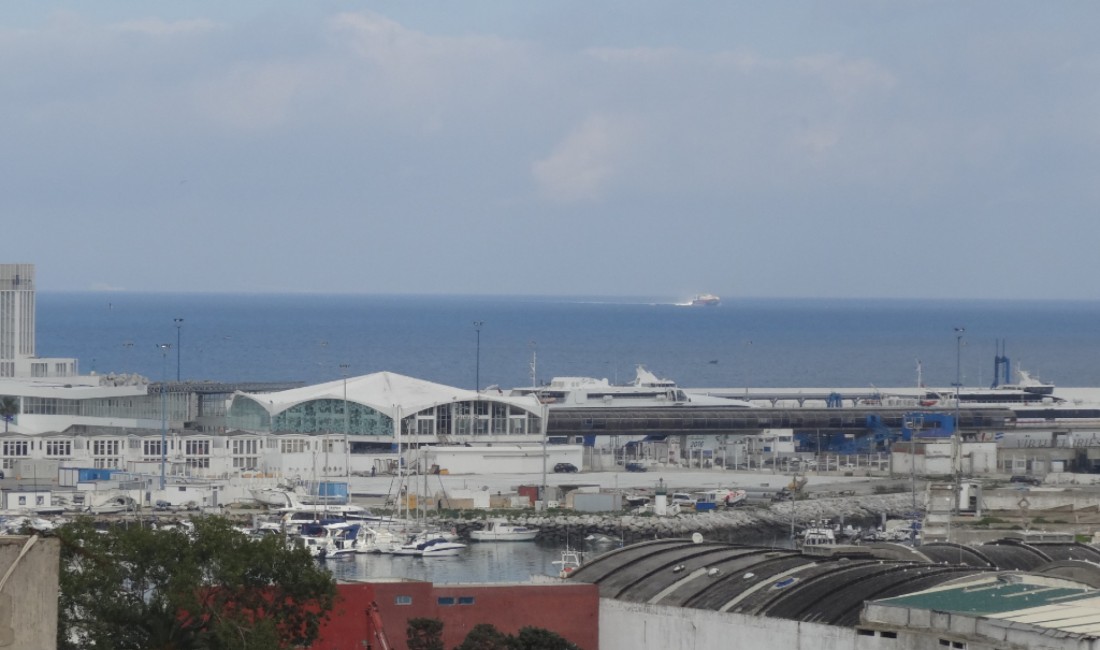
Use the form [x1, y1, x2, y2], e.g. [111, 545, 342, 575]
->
[0, 396, 16, 432]
[54, 515, 336, 650]
[454, 623, 511, 650]
[510, 627, 582, 650]
[406, 617, 445, 650]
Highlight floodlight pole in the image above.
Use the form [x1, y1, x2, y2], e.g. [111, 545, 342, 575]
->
[473, 321, 484, 394]
[952, 327, 965, 521]
[341, 363, 351, 478]
[157, 344, 172, 490]
[174, 317, 184, 381]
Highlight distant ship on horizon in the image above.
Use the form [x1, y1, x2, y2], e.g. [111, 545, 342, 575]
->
[690, 293, 720, 306]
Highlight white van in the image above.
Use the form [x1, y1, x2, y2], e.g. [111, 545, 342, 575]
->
[670, 493, 695, 506]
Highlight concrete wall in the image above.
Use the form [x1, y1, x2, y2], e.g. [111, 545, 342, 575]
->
[0, 535, 59, 649]
[600, 599, 861, 650]
[423, 444, 583, 475]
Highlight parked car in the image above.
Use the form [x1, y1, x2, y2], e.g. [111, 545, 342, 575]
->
[553, 462, 578, 473]
[1010, 475, 1042, 486]
[624, 462, 647, 472]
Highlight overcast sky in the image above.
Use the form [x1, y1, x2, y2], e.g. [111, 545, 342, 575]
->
[4, 3, 1099, 300]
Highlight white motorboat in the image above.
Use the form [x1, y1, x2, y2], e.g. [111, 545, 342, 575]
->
[419, 537, 467, 558]
[293, 532, 337, 559]
[470, 518, 539, 542]
[798, 520, 838, 548]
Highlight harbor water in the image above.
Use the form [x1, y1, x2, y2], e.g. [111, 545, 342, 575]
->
[325, 540, 574, 584]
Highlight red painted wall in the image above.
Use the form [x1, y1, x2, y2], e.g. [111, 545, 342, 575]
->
[310, 581, 599, 650]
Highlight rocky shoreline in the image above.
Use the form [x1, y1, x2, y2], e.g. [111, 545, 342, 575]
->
[432, 493, 920, 545]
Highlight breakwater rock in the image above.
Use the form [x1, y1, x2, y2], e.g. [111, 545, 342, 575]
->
[433, 493, 920, 545]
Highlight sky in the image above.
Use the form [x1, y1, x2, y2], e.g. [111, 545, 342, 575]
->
[3, 2, 1100, 300]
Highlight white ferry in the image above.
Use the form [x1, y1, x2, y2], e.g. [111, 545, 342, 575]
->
[511, 365, 753, 409]
[690, 293, 720, 306]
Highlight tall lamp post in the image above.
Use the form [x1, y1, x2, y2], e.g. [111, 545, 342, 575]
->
[157, 343, 172, 490]
[952, 327, 965, 519]
[174, 318, 184, 382]
[340, 363, 351, 478]
[473, 321, 484, 393]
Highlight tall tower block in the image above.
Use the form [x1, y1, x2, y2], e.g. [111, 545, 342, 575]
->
[0, 263, 35, 378]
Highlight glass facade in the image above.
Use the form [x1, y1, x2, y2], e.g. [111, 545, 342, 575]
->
[273, 399, 392, 436]
[228, 394, 541, 439]
[20, 393, 190, 420]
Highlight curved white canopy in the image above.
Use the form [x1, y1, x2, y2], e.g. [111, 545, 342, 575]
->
[234, 371, 542, 418]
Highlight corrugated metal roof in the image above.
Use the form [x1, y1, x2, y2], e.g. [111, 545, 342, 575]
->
[879, 580, 1091, 615]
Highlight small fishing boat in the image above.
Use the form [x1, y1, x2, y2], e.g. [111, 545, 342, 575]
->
[553, 548, 584, 578]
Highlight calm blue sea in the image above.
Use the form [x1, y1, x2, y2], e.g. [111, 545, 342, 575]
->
[34, 293, 1100, 390]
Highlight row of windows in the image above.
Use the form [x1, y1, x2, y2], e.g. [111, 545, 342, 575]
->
[18, 394, 190, 420]
[393, 595, 475, 606]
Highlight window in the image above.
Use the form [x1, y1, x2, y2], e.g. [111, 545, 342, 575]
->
[92, 439, 122, 469]
[437, 597, 455, 606]
[46, 440, 72, 456]
[143, 439, 163, 458]
[2, 440, 28, 457]
[880, 631, 897, 639]
[232, 438, 260, 470]
[458, 596, 475, 605]
[279, 439, 309, 454]
[394, 595, 412, 606]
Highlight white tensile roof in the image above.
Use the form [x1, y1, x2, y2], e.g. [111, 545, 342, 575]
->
[234, 371, 542, 418]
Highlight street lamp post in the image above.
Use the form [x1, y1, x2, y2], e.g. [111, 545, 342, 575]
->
[473, 321, 484, 393]
[340, 363, 351, 478]
[157, 343, 172, 490]
[952, 327, 965, 518]
[174, 318, 184, 382]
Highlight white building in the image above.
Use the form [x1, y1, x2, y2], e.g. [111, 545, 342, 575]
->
[0, 264, 78, 379]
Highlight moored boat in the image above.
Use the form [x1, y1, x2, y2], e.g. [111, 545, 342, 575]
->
[470, 518, 539, 542]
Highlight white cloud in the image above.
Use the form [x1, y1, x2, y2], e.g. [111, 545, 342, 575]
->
[532, 114, 642, 202]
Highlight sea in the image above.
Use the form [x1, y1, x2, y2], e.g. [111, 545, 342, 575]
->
[32, 292, 1100, 581]
[35, 292, 1100, 391]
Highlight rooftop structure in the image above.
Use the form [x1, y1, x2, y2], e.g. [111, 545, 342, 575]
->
[229, 371, 546, 443]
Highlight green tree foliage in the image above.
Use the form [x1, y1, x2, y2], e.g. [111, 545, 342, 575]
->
[0, 396, 17, 432]
[453, 623, 582, 650]
[407, 617, 445, 650]
[55, 516, 336, 650]
[510, 626, 582, 650]
[454, 623, 511, 650]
